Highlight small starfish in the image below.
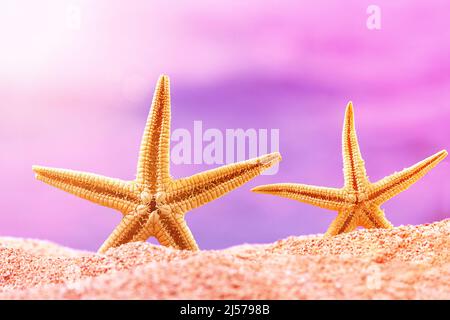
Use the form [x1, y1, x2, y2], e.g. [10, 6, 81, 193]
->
[252, 102, 447, 236]
[33, 75, 281, 253]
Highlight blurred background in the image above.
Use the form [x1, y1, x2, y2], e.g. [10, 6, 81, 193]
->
[1, 0, 449, 251]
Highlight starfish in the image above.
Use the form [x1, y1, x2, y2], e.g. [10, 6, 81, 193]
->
[33, 75, 281, 253]
[252, 102, 447, 236]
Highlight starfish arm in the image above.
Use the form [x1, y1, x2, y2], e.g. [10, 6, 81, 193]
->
[324, 207, 358, 236]
[167, 152, 281, 213]
[136, 75, 172, 190]
[154, 208, 199, 250]
[342, 102, 369, 191]
[98, 209, 157, 253]
[251, 183, 347, 211]
[33, 165, 139, 213]
[367, 150, 447, 205]
[359, 205, 393, 230]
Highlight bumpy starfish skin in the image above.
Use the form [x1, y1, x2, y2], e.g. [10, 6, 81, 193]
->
[252, 102, 447, 236]
[33, 75, 281, 253]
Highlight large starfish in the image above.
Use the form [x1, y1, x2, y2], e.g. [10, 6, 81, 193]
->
[33, 75, 281, 253]
[252, 102, 447, 236]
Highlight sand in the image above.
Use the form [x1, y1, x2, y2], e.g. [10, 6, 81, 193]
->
[0, 220, 448, 299]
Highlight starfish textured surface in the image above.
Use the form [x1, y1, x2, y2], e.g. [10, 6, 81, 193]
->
[33, 75, 281, 253]
[252, 102, 447, 236]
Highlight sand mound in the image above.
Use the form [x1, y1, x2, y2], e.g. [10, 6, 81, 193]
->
[0, 220, 449, 299]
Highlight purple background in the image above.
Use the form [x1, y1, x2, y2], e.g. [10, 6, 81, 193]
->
[1, 0, 449, 251]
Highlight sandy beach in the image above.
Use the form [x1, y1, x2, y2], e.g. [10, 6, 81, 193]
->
[0, 220, 448, 299]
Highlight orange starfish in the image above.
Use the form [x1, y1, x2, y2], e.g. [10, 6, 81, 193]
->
[252, 102, 447, 236]
[33, 75, 281, 253]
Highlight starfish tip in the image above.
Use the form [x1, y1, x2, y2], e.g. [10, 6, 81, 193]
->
[427, 149, 448, 164]
[32, 165, 47, 180]
[260, 152, 282, 166]
[158, 74, 170, 83]
[345, 101, 354, 114]
[250, 186, 263, 193]
[437, 149, 448, 161]
[31, 165, 42, 173]
[250, 185, 272, 194]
